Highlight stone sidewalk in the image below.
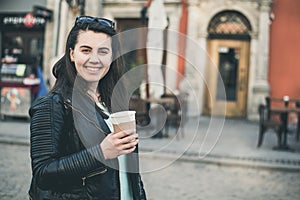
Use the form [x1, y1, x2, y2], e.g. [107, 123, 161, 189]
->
[138, 116, 300, 171]
[1, 116, 300, 171]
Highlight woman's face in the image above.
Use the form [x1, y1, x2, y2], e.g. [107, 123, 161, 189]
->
[70, 30, 113, 84]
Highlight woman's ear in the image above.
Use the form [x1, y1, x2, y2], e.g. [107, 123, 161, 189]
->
[70, 48, 74, 62]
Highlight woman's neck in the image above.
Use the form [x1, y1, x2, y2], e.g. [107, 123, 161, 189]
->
[87, 83, 100, 102]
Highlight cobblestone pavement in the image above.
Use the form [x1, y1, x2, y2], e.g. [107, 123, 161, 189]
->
[0, 143, 31, 200]
[140, 156, 300, 200]
[1, 143, 300, 200]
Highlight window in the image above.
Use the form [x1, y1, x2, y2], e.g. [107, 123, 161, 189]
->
[208, 11, 252, 40]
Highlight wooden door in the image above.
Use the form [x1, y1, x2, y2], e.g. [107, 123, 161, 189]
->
[205, 40, 250, 117]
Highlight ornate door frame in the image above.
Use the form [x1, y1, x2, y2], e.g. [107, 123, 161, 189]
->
[204, 10, 252, 117]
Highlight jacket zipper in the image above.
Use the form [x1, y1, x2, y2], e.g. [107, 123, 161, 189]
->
[82, 168, 108, 186]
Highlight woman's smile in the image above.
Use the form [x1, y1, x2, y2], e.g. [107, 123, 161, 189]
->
[84, 65, 102, 73]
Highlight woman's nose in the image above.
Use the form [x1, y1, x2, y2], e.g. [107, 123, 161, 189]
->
[89, 52, 100, 63]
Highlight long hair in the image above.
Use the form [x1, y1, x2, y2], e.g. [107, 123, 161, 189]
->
[51, 18, 126, 112]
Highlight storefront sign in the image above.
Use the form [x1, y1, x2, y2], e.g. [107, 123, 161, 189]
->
[0, 13, 46, 30]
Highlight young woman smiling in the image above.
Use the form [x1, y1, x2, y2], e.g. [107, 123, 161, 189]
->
[28, 16, 147, 200]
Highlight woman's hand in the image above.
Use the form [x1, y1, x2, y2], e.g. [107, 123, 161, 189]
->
[100, 130, 138, 160]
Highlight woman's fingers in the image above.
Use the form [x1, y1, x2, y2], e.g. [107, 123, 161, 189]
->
[113, 134, 138, 149]
[112, 130, 137, 143]
[113, 129, 135, 138]
[119, 145, 136, 155]
[120, 133, 138, 143]
[100, 130, 139, 159]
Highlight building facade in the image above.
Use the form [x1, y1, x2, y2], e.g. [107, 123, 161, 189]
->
[269, 0, 300, 100]
[43, 0, 274, 120]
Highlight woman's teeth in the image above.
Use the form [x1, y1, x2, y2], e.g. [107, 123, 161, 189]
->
[86, 66, 100, 71]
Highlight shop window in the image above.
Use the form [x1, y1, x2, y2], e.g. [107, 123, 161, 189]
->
[2, 31, 44, 66]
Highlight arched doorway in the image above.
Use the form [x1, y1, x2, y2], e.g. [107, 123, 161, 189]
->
[204, 10, 252, 117]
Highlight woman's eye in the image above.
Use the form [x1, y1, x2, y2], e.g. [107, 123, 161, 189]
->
[98, 48, 109, 55]
[81, 49, 91, 53]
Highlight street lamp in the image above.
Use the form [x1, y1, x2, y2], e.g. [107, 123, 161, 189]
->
[66, 0, 85, 15]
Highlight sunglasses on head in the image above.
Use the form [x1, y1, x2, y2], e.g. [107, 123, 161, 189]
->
[75, 16, 115, 29]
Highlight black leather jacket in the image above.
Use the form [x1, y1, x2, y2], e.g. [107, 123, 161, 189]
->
[28, 91, 146, 200]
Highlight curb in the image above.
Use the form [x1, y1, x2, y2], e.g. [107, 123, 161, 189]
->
[0, 135, 29, 146]
[1, 136, 300, 172]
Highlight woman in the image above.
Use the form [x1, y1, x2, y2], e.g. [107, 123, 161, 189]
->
[28, 16, 147, 200]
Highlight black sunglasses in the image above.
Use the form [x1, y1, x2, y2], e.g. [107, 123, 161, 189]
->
[75, 16, 115, 29]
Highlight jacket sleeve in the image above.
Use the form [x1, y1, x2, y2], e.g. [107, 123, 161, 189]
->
[29, 93, 106, 190]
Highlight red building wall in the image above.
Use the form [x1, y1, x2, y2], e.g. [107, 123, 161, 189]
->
[269, 0, 300, 100]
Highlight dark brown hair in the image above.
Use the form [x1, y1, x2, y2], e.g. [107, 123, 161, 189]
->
[51, 17, 126, 112]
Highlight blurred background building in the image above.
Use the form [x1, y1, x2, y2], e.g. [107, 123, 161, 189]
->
[1, 0, 299, 121]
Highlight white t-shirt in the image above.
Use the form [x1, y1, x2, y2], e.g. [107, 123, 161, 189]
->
[96, 103, 133, 200]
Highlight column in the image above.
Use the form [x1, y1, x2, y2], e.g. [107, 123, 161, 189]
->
[249, 0, 272, 120]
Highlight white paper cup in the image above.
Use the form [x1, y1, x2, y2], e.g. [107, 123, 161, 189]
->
[283, 95, 289, 102]
[111, 111, 136, 132]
